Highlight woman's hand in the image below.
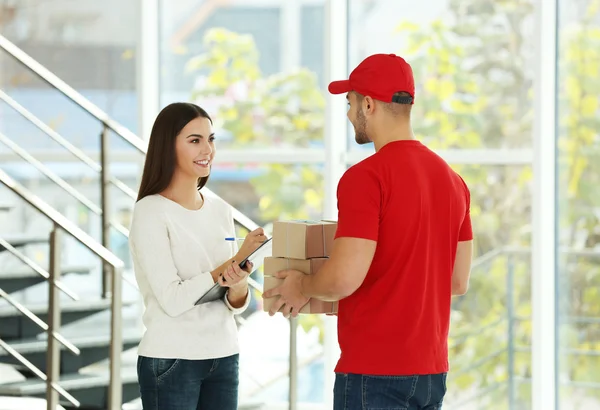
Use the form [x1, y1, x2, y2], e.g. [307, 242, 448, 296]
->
[235, 227, 267, 261]
[218, 260, 253, 290]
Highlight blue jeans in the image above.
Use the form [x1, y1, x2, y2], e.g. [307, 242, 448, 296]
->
[137, 354, 239, 410]
[334, 373, 447, 410]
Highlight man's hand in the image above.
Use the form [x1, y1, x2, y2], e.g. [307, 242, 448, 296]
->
[263, 269, 310, 318]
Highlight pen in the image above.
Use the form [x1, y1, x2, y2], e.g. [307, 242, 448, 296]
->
[224, 237, 245, 241]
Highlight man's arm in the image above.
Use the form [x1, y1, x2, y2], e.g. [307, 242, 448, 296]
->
[453, 175, 473, 296]
[301, 237, 377, 301]
[301, 165, 380, 301]
[452, 240, 473, 295]
[263, 165, 380, 315]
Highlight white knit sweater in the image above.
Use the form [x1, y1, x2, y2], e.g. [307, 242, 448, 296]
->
[129, 194, 250, 360]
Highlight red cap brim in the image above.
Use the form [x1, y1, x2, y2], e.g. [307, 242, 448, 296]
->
[328, 80, 352, 95]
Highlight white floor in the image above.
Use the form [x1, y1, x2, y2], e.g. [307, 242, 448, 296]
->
[0, 396, 65, 410]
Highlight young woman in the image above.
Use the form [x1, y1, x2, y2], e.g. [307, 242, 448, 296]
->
[129, 102, 265, 409]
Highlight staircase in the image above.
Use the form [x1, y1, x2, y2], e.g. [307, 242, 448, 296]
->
[0, 34, 263, 409]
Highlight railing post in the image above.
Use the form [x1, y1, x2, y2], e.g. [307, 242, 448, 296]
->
[289, 316, 298, 410]
[507, 254, 515, 409]
[108, 264, 123, 409]
[100, 124, 111, 298]
[47, 225, 61, 410]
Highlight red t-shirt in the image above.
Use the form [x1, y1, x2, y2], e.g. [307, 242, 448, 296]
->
[334, 140, 472, 376]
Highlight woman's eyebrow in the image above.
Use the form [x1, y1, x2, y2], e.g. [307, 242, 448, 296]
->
[187, 133, 215, 138]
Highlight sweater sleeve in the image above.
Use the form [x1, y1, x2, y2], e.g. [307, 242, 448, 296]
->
[222, 203, 251, 314]
[224, 288, 251, 314]
[129, 200, 215, 317]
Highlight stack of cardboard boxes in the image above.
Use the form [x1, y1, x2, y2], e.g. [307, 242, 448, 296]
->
[263, 220, 339, 314]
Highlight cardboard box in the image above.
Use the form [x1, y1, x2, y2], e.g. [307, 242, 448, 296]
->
[264, 257, 328, 277]
[262, 277, 338, 314]
[272, 220, 337, 259]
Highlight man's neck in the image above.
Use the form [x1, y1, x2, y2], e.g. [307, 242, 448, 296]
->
[372, 121, 415, 152]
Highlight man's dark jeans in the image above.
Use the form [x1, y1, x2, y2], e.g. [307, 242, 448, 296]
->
[137, 354, 239, 410]
[334, 373, 447, 410]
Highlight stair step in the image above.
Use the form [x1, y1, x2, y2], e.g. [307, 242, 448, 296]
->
[0, 299, 124, 340]
[0, 332, 141, 374]
[0, 264, 94, 294]
[0, 234, 48, 250]
[0, 331, 142, 354]
[0, 367, 140, 408]
[0, 203, 14, 212]
[0, 264, 94, 279]
[0, 397, 66, 410]
[0, 298, 116, 318]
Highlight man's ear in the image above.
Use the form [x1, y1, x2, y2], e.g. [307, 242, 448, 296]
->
[364, 96, 375, 114]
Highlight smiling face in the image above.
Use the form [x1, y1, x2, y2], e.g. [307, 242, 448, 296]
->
[174, 116, 215, 180]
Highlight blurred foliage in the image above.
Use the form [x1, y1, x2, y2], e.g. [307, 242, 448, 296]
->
[187, 0, 600, 405]
[556, 1, 600, 407]
[187, 28, 325, 223]
[187, 28, 326, 337]
[397, 1, 538, 404]
[393, 0, 600, 407]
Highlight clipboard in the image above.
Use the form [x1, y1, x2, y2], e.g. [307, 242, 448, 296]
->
[194, 238, 272, 305]
[238, 237, 272, 269]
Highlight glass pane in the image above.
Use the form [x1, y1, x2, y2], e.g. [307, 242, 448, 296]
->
[348, 0, 535, 151]
[337, 160, 536, 408]
[239, 315, 326, 408]
[159, 1, 326, 149]
[442, 164, 532, 409]
[209, 160, 325, 409]
[211, 161, 325, 226]
[339, 160, 533, 408]
[0, 0, 140, 134]
[557, 0, 600, 408]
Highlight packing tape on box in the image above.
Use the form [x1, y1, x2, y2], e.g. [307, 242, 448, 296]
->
[322, 224, 327, 255]
[286, 222, 290, 258]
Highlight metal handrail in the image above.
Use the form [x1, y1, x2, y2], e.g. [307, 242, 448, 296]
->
[0, 288, 80, 355]
[452, 346, 508, 377]
[480, 245, 600, 259]
[0, 133, 131, 236]
[109, 177, 137, 201]
[0, 135, 261, 293]
[0, 61, 261, 291]
[0, 89, 101, 172]
[0, 33, 260, 234]
[0, 338, 80, 407]
[0, 89, 139, 206]
[0, 34, 144, 153]
[449, 317, 506, 349]
[0, 133, 102, 212]
[47, 224, 62, 409]
[1, 31, 271, 408]
[449, 246, 600, 409]
[0, 166, 262, 408]
[0, 168, 124, 409]
[0, 236, 78, 300]
[449, 381, 506, 408]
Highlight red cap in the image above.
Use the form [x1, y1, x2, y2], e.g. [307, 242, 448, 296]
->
[328, 53, 415, 104]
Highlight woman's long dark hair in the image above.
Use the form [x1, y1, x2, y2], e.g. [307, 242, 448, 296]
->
[137, 102, 213, 202]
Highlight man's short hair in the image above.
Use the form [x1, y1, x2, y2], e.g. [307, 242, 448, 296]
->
[354, 91, 412, 118]
[382, 92, 412, 118]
